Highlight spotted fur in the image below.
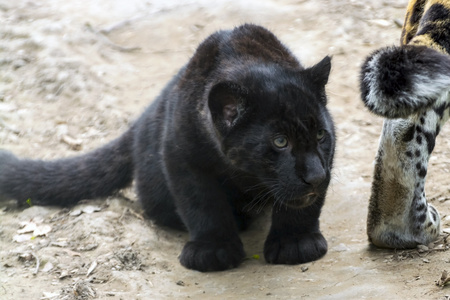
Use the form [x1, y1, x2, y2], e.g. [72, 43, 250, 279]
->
[359, 0, 450, 248]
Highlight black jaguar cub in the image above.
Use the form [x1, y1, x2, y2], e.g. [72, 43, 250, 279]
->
[0, 24, 335, 272]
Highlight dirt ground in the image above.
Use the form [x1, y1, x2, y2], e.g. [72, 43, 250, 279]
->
[0, 0, 449, 299]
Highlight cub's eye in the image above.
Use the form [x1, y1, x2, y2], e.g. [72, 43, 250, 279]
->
[316, 129, 325, 140]
[273, 136, 288, 148]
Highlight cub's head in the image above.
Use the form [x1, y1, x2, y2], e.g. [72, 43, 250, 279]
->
[208, 56, 335, 209]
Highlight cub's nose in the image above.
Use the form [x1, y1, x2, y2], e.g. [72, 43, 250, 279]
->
[303, 154, 326, 187]
[304, 170, 326, 187]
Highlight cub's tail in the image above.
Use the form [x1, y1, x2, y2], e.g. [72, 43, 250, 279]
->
[360, 45, 450, 119]
[0, 129, 134, 206]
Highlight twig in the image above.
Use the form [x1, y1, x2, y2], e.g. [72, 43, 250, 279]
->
[31, 252, 40, 275]
[99, 15, 147, 35]
[323, 273, 359, 289]
[119, 207, 144, 223]
[86, 4, 193, 52]
[436, 270, 450, 287]
[85, 23, 141, 53]
[98, 7, 177, 35]
[62, 249, 81, 257]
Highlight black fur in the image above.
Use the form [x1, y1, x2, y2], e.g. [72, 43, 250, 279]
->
[0, 131, 134, 205]
[0, 24, 335, 272]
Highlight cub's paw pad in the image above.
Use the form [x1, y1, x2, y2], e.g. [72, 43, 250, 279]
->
[179, 240, 245, 272]
[264, 232, 327, 264]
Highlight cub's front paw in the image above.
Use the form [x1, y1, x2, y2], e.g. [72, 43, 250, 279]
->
[264, 232, 327, 265]
[179, 240, 245, 272]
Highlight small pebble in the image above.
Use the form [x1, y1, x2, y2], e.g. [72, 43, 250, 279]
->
[417, 245, 429, 253]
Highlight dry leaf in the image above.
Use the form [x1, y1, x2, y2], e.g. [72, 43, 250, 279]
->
[17, 222, 37, 234]
[42, 262, 54, 273]
[82, 206, 102, 214]
[13, 234, 33, 243]
[41, 292, 59, 299]
[70, 209, 82, 216]
[59, 270, 71, 279]
[33, 224, 52, 236]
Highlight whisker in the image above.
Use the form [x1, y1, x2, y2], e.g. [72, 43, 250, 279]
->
[244, 186, 273, 212]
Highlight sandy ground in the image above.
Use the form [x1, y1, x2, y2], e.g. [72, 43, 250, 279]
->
[0, 0, 449, 299]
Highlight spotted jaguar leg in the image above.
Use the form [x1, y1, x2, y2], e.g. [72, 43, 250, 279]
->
[359, 0, 450, 248]
[367, 103, 448, 248]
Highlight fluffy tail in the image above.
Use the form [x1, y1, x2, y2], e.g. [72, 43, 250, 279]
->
[0, 129, 134, 206]
[360, 45, 450, 119]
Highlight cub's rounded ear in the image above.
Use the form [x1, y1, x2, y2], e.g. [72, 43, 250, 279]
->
[305, 56, 332, 88]
[208, 81, 248, 134]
